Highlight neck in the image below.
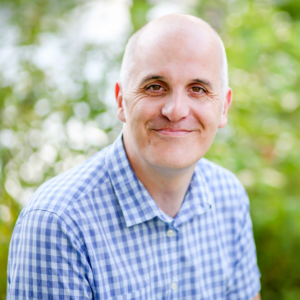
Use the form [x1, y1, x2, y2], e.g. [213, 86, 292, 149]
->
[123, 135, 196, 218]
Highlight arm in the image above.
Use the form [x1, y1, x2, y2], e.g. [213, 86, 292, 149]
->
[7, 209, 93, 300]
[226, 188, 261, 300]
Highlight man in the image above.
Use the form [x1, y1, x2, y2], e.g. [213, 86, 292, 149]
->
[7, 14, 261, 299]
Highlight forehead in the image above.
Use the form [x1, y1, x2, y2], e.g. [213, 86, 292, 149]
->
[130, 22, 223, 86]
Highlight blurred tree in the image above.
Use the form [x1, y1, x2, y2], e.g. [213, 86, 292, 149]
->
[0, 0, 299, 299]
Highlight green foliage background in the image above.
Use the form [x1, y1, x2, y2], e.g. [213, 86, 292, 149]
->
[0, 0, 300, 299]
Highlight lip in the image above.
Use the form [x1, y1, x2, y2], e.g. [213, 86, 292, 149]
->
[153, 128, 193, 136]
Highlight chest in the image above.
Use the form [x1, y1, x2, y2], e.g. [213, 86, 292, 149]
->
[85, 214, 229, 300]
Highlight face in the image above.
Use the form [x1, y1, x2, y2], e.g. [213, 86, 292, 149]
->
[116, 24, 232, 172]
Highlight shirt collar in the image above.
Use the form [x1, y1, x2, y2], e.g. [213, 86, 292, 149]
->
[106, 133, 213, 228]
[173, 165, 213, 228]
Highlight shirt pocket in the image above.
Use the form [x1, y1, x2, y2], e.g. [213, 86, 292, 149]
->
[105, 283, 152, 300]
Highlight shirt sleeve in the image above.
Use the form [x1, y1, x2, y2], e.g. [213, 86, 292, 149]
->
[7, 209, 93, 300]
[226, 188, 261, 300]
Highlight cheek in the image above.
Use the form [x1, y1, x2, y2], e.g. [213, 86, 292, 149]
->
[128, 97, 161, 124]
[192, 101, 223, 128]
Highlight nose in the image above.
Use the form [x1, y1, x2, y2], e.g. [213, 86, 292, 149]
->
[161, 89, 190, 122]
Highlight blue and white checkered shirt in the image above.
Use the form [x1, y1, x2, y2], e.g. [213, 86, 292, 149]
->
[7, 134, 260, 300]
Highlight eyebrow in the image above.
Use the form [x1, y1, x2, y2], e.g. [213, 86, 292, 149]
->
[191, 78, 214, 90]
[139, 74, 214, 90]
[139, 75, 166, 86]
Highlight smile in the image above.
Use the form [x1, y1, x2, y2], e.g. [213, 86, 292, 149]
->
[153, 129, 193, 137]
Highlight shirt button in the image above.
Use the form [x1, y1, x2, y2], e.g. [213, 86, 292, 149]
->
[166, 229, 175, 237]
[170, 282, 177, 290]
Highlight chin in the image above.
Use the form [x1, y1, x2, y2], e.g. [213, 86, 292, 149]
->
[146, 146, 204, 170]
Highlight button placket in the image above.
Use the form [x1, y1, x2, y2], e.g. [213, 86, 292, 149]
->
[166, 229, 175, 237]
[163, 224, 179, 299]
[170, 282, 177, 290]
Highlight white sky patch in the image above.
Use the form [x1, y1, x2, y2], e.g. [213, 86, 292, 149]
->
[280, 92, 299, 112]
[42, 112, 67, 146]
[19, 0, 131, 98]
[34, 98, 51, 117]
[103, 66, 121, 107]
[33, 33, 67, 71]
[0, 0, 131, 205]
[5, 177, 22, 200]
[66, 117, 109, 150]
[0, 129, 17, 148]
[83, 55, 106, 84]
[73, 102, 91, 119]
[0, 204, 11, 222]
[85, 121, 109, 148]
[68, 0, 132, 45]
[39, 144, 58, 165]
[95, 110, 119, 130]
[0, 8, 21, 87]
[147, 1, 191, 21]
[18, 188, 36, 206]
[28, 129, 44, 148]
[66, 117, 85, 150]
[261, 168, 287, 188]
[0, 1, 132, 101]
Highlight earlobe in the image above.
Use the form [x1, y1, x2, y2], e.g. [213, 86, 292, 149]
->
[115, 82, 126, 123]
[218, 88, 232, 128]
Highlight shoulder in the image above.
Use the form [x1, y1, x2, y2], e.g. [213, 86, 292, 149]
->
[19, 144, 113, 222]
[197, 160, 255, 264]
[197, 157, 249, 210]
[198, 157, 243, 190]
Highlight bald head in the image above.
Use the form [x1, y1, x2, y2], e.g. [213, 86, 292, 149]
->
[120, 14, 228, 99]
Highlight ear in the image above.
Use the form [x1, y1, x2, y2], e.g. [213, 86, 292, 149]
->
[115, 81, 126, 123]
[218, 88, 232, 128]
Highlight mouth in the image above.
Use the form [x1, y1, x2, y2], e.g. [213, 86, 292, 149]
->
[153, 128, 194, 137]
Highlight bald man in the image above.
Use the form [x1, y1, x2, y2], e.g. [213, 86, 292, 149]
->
[8, 14, 261, 300]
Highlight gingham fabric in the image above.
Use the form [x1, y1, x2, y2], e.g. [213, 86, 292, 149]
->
[7, 133, 261, 300]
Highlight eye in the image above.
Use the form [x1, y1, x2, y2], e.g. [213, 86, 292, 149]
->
[146, 84, 164, 91]
[190, 86, 205, 93]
